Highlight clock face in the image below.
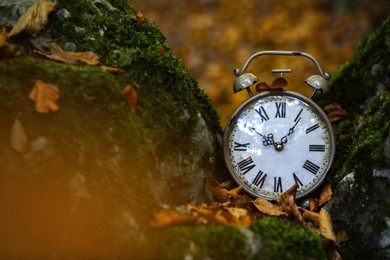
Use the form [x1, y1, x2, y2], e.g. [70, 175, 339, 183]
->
[223, 91, 335, 200]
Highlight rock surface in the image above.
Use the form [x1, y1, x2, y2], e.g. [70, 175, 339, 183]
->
[318, 16, 390, 259]
[0, 0, 222, 257]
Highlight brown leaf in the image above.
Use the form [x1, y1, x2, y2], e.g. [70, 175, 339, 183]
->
[100, 65, 125, 75]
[206, 177, 230, 202]
[300, 207, 319, 224]
[253, 198, 288, 217]
[8, 0, 57, 37]
[123, 84, 138, 111]
[318, 183, 332, 206]
[29, 80, 60, 113]
[324, 102, 348, 122]
[335, 229, 349, 243]
[225, 207, 252, 227]
[319, 208, 336, 241]
[0, 27, 7, 47]
[149, 209, 192, 228]
[67, 51, 100, 65]
[10, 119, 28, 154]
[310, 197, 319, 212]
[276, 183, 304, 224]
[270, 77, 288, 89]
[255, 82, 270, 93]
[130, 10, 147, 25]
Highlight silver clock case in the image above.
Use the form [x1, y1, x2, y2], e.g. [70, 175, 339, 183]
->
[223, 90, 336, 200]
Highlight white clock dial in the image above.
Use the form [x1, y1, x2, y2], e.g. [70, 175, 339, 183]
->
[223, 91, 335, 200]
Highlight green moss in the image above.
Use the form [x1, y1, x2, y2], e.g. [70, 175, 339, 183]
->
[251, 218, 326, 260]
[152, 225, 253, 259]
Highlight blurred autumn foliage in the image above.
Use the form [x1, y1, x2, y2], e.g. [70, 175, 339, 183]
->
[131, 0, 389, 125]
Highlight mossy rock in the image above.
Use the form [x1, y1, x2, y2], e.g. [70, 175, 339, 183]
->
[152, 218, 326, 260]
[314, 16, 390, 259]
[0, 0, 222, 257]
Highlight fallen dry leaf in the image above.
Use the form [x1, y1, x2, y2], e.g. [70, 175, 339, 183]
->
[130, 10, 147, 25]
[8, 0, 57, 37]
[318, 183, 333, 206]
[270, 77, 288, 89]
[253, 198, 288, 217]
[10, 119, 28, 154]
[149, 209, 192, 228]
[100, 65, 125, 75]
[29, 80, 60, 113]
[324, 102, 348, 122]
[300, 207, 319, 224]
[0, 27, 7, 47]
[276, 183, 304, 224]
[319, 208, 336, 241]
[123, 84, 138, 111]
[206, 177, 231, 202]
[36, 44, 101, 66]
[335, 229, 349, 243]
[225, 207, 252, 227]
[67, 51, 100, 65]
[255, 82, 271, 93]
[310, 197, 319, 212]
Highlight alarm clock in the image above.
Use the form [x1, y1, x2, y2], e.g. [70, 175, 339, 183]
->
[223, 50, 335, 200]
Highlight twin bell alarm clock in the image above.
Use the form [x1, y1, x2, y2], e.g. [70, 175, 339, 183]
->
[223, 50, 335, 200]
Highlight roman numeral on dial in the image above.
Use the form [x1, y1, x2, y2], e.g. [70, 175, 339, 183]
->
[302, 160, 320, 175]
[292, 173, 304, 187]
[255, 106, 269, 122]
[305, 123, 319, 134]
[253, 170, 267, 188]
[309, 144, 325, 152]
[237, 157, 256, 175]
[274, 177, 283, 193]
[275, 102, 286, 118]
[234, 142, 250, 151]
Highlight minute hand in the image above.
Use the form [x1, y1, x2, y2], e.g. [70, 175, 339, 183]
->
[280, 117, 301, 144]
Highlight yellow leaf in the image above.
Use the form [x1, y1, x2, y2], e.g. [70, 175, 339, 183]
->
[29, 80, 60, 113]
[67, 51, 100, 65]
[10, 119, 28, 154]
[300, 207, 319, 224]
[318, 183, 333, 206]
[149, 209, 192, 228]
[319, 208, 336, 241]
[253, 198, 288, 217]
[8, 0, 57, 37]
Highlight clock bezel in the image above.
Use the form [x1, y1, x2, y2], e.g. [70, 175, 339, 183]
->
[223, 90, 336, 200]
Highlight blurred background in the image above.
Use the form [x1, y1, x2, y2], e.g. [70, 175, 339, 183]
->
[130, 0, 389, 126]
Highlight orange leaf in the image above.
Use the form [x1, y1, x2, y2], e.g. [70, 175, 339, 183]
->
[276, 183, 304, 224]
[149, 209, 192, 228]
[310, 197, 319, 212]
[10, 119, 28, 154]
[29, 80, 60, 113]
[319, 208, 336, 241]
[225, 207, 251, 227]
[8, 0, 57, 37]
[100, 65, 125, 75]
[130, 10, 147, 25]
[67, 51, 100, 65]
[253, 198, 288, 217]
[123, 85, 138, 111]
[318, 183, 332, 206]
[0, 27, 7, 47]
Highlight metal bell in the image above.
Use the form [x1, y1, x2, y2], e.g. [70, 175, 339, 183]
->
[233, 73, 258, 93]
[305, 75, 330, 94]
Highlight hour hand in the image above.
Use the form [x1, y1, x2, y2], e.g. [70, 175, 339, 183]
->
[249, 127, 275, 146]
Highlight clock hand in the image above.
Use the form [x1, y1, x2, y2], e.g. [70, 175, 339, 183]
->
[280, 117, 301, 144]
[249, 127, 275, 146]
